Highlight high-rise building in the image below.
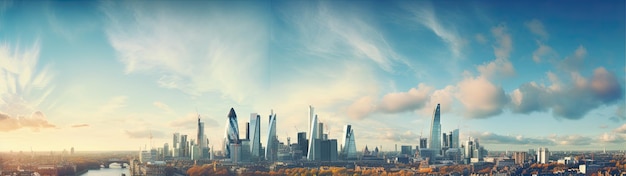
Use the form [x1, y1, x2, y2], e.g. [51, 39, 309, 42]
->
[537, 147, 549, 164]
[297, 132, 308, 158]
[223, 108, 240, 158]
[451, 129, 459, 148]
[442, 133, 449, 148]
[180, 135, 188, 157]
[172, 133, 180, 157]
[249, 113, 262, 158]
[318, 122, 324, 139]
[197, 115, 207, 158]
[341, 125, 357, 160]
[163, 143, 170, 157]
[513, 152, 527, 165]
[320, 139, 338, 161]
[420, 138, 428, 149]
[265, 111, 278, 161]
[308, 106, 315, 141]
[401, 145, 413, 156]
[307, 115, 319, 160]
[429, 104, 441, 152]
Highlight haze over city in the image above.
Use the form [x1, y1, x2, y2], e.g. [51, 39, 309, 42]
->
[0, 0, 624, 154]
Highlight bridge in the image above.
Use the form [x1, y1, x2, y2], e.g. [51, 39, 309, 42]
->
[102, 158, 130, 168]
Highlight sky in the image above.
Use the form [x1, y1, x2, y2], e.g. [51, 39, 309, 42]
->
[0, 0, 624, 152]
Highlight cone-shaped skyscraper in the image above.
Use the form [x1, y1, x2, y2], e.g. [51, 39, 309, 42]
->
[341, 124, 357, 160]
[428, 104, 441, 152]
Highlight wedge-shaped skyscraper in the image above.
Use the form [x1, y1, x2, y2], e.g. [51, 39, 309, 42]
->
[429, 104, 441, 152]
[249, 113, 261, 158]
[265, 110, 278, 161]
[223, 108, 240, 158]
[307, 114, 319, 160]
[341, 124, 357, 160]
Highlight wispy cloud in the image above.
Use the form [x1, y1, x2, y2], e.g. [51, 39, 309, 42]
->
[477, 24, 515, 78]
[124, 128, 165, 139]
[153, 101, 174, 114]
[98, 96, 127, 114]
[525, 19, 548, 40]
[102, 1, 269, 101]
[0, 40, 56, 132]
[71, 124, 89, 128]
[403, 2, 465, 58]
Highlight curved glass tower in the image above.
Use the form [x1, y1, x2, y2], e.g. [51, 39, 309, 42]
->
[341, 124, 357, 159]
[265, 110, 277, 161]
[428, 104, 441, 153]
[223, 108, 239, 158]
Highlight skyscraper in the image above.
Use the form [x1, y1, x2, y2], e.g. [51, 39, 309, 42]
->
[265, 110, 278, 161]
[307, 115, 319, 160]
[197, 115, 206, 158]
[537, 147, 549, 164]
[419, 138, 428, 149]
[451, 129, 460, 148]
[172, 133, 180, 157]
[429, 104, 441, 152]
[308, 105, 314, 141]
[341, 125, 357, 160]
[297, 132, 308, 157]
[249, 113, 261, 158]
[223, 108, 240, 158]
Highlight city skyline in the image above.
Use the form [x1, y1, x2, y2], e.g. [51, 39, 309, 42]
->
[0, 0, 624, 152]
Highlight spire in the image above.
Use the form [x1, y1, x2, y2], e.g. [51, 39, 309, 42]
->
[228, 108, 237, 118]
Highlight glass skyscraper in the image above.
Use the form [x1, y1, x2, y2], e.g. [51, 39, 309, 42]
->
[428, 104, 441, 152]
[341, 124, 357, 160]
[265, 110, 278, 161]
[249, 113, 261, 158]
[223, 108, 240, 158]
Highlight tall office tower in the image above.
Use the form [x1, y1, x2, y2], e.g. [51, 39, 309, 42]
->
[197, 115, 206, 158]
[464, 139, 474, 159]
[307, 115, 319, 160]
[420, 138, 428, 148]
[245, 122, 250, 140]
[318, 122, 324, 139]
[297, 132, 308, 157]
[537, 147, 549, 164]
[265, 111, 278, 161]
[341, 125, 357, 159]
[429, 104, 442, 152]
[164, 143, 170, 157]
[513, 152, 527, 165]
[451, 129, 460, 148]
[249, 113, 261, 158]
[442, 133, 449, 148]
[173, 133, 180, 157]
[308, 105, 315, 140]
[180, 135, 188, 157]
[223, 108, 240, 158]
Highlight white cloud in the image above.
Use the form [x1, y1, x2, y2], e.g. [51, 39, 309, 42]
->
[456, 76, 508, 119]
[510, 67, 623, 119]
[532, 41, 557, 63]
[559, 45, 587, 72]
[346, 96, 376, 120]
[614, 124, 626, 134]
[379, 83, 432, 113]
[477, 24, 515, 78]
[525, 19, 548, 40]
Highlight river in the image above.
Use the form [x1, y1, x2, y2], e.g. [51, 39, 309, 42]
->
[80, 164, 129, 176]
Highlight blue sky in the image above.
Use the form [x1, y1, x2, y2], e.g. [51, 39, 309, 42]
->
[0, 0, 624, 152]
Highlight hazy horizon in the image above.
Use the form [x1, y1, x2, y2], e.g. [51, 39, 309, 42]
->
[0, 0, 624, 152]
